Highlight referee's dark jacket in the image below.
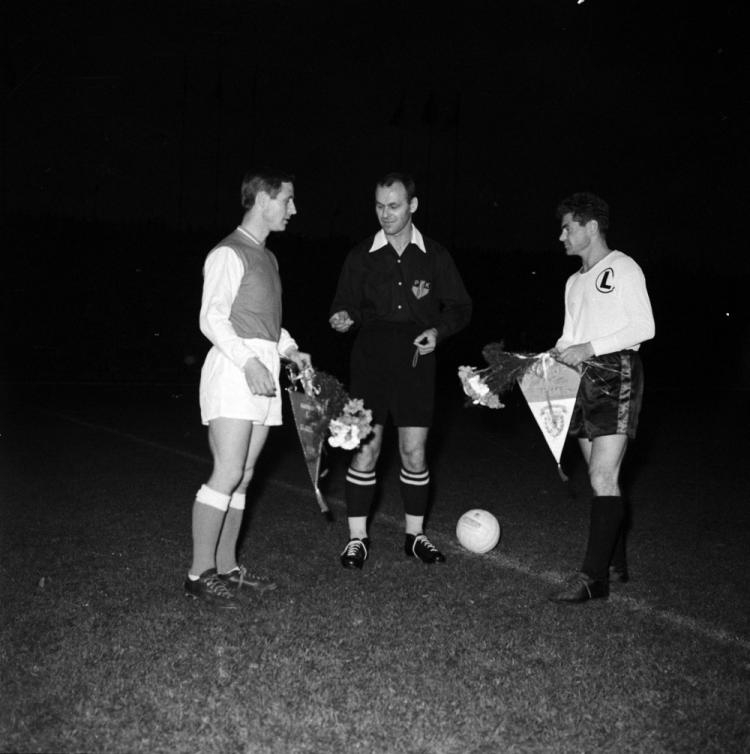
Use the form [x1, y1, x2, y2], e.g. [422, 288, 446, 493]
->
[329, 226, 472, 342]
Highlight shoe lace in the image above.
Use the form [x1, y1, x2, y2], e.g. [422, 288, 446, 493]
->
[342, 539, 366, 557]
[204, 574, 234, 599]
[236, 565, 272, 586]
[567, 572, 588, 586]
[414, 534, 438, 553]
[235, 565, 249, 588]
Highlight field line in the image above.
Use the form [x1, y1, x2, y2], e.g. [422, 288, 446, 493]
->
[46, 409, 750, 655]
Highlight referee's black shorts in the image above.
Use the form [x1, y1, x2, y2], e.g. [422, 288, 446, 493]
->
[569, 350, 644, 440]
[350, 321, 435, 427]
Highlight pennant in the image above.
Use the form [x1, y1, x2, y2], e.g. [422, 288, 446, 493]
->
[286, 386, 332, 518]
[517, 357, 580, 478]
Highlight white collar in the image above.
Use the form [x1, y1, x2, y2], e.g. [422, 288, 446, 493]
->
[368, 225, 426, 253]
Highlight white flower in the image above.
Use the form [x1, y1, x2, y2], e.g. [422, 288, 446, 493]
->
[328, 419, 362, 450]
[468, 375, 490, 397]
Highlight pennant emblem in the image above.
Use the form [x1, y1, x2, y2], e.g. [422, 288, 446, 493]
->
[540, 403, 567, 438]
[517, 358, 580, 466]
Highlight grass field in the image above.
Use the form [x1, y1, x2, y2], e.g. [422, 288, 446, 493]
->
[2, 379, 749, 753]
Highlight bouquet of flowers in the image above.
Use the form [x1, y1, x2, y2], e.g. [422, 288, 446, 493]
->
[286, 365, 372, 517]
[287, 365, 373, 450]
[328, 399, 373, 450]
[458, 343, 585, 481]
[457, 365, 506, 408]
[458, 342, 541, 408]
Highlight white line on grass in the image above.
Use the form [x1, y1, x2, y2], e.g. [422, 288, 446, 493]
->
[45, 409, 750, 655]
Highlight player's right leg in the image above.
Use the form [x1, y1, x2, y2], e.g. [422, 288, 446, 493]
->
[340, 424, 384, 569]
[185, 418, 252, 609]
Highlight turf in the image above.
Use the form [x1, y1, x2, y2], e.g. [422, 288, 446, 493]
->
[1, 382, 749, 753]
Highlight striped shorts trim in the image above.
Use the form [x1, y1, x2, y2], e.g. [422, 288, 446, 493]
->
[569, 350, 644, 440]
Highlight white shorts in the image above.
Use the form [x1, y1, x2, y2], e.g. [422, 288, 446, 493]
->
[199, 339, 284, 426]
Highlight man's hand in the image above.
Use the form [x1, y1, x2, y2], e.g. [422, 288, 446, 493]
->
[329, 310, 354, 332]
[243, 357, 276, 396]
[413, 328, 438, 356]
[555, 342, 594, 368]
[285, 348, 312, 371]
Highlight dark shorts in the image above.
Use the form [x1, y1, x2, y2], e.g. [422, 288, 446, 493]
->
[350, 322, 435, 427]
[569, 351, 644, 440]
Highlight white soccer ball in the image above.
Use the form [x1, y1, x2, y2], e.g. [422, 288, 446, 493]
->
[456, 509, 501, 554]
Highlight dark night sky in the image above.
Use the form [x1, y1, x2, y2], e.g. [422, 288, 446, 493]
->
[4, 0, 746, 258]
[3, 0, 749, 386]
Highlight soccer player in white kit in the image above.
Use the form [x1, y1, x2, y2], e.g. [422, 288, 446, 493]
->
[548, 192, 655, 603]
[184, 169, 311, 609]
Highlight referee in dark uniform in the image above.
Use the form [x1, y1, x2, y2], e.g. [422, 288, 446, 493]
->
[329, 172, 472, 569]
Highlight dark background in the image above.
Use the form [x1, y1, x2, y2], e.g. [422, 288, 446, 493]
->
[3, 0, 748, 388]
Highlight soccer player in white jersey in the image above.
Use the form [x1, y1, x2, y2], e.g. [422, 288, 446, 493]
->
[184, 169, 311, 609]
[549, 192, 655, 603]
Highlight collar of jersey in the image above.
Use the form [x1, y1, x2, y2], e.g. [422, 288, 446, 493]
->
[369, 225, 426, 253]
[236, 226, 264, 246]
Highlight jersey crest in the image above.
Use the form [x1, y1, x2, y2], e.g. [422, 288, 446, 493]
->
[596, 267, 615, 293]
[411, 279, 431, 299]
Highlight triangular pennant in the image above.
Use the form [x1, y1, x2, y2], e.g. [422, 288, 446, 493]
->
[517, 359, 581, 465]
[286, 388, 330, 515]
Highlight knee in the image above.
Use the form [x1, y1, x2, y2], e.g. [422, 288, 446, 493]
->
[588, 467, 620, 496]
[400, 444, 427, 472]
[209, 463, 245, 494]
[241, 465, 256, 484]
[351, 445, 379, 473]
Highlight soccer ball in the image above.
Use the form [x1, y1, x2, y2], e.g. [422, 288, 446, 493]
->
[456, 509, 501, 554]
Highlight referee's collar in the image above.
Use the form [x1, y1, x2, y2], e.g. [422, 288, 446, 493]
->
[369, 225, 426, 253]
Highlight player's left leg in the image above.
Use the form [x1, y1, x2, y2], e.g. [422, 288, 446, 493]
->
[578, 434, 630, 582]
[190, 418, 253, 576]
[587, 433, 632, 583]
[340, 424, 385, 569]
[185, 418, 253, 608]
[581, 432, 628, 579]
[551, 434, 628, 603]
[398, 426, 444, 563]
[215, 424, 277, 593]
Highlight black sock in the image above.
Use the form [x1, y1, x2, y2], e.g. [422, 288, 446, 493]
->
[399, 467, 430, 516]
[611, 502, 629, 571]
[345, 467, 377, 517]
[581, 496, 624, 582]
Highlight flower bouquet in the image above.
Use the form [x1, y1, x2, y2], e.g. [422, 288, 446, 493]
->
[458, 341, 540, 408]
[328, 399, 373, 450]
[458, 342, 582, 480]
[286, 364, 373, 517]
[287, 366, 373, 451]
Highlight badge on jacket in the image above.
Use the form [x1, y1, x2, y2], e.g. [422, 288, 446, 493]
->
[412, 280, 431, 299]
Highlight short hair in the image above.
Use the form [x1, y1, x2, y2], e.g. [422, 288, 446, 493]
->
[376, 172, 417, 202]
[556, 192, 610, 235]
[241, 169, 295, 210]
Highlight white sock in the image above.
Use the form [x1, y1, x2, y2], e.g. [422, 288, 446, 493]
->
[348, 516, 368, 540]
[405, 514, 424, 536]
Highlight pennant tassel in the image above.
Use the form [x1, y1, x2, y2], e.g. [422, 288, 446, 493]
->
[315, 488, 334, 521]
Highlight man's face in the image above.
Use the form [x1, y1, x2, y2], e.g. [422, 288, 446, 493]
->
[375, 182, 417, 236]
[263, 182, 296, 231]
[559, 212, 591, 257]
